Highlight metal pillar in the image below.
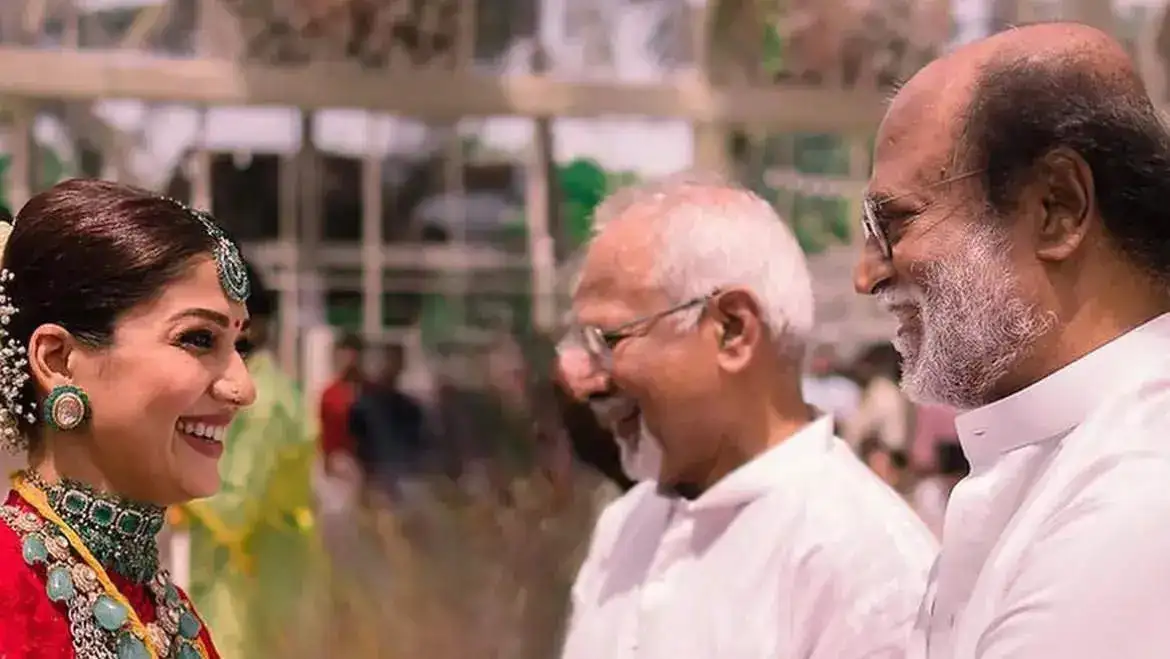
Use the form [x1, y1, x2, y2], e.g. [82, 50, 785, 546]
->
[277, 145, 300, 373]
[526, 115, 556, 332]
[187, 111, 212, 211]
[4, 100, 36, 212]
[689, 0, 730, 176]
[442, 123, 467, 335]
[361, 114, 385, 340]
[298, 112, 326, 361]
[847, 135, 871, 243]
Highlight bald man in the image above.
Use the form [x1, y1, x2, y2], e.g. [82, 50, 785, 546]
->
[855, 22, 1170, 659]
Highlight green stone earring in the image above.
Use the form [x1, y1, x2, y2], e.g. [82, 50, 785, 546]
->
[43, 384, 89, 432]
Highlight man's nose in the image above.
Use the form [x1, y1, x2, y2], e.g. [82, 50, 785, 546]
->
[854, 241, 894, 295]
[555, 346, 608, 401]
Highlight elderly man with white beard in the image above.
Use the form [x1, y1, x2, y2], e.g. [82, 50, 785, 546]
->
[854, 22, 1170, 659]
[556, 173, 937, 659]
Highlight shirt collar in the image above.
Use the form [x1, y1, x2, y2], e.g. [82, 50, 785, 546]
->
[956, 312, 1170, 467]
[685, 416, 836, 512]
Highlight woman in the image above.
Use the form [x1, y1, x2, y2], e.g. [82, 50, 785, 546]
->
[0, 179, 255, 658]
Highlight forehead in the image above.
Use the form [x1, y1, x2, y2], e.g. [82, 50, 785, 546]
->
[119, 257, 248, 327]
[870, 60, 975, 199]
[573, 216, 663, 324]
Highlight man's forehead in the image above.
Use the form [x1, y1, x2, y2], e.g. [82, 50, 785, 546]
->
[573, 220, 662, 321]
[871, 60, 976, 196]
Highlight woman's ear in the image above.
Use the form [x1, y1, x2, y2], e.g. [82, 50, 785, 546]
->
[27, 324, 78, 394]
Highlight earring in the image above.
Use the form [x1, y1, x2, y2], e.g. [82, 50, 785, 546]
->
[43, 384, 89, 432]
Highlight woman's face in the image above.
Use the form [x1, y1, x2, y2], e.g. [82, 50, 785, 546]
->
[68, 257, 255, 504]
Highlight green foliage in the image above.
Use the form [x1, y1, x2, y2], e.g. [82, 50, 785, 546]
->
[0, 147, 73, 210]
[742, 130, 864, 255]
[761, 24, 785, 77]
[558, 158, 610, 247]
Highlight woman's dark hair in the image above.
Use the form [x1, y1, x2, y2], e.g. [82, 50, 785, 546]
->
[5, 179, 227, 434]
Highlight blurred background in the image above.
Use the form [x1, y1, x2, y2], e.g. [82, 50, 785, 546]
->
[0, 0, 1157, 656]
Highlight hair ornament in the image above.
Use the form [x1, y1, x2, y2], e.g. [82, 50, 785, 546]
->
[163, 198, 250, 303]
[0, 218, 35, 452]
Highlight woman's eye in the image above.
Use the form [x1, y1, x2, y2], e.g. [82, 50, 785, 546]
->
[179, 329, 217, 351]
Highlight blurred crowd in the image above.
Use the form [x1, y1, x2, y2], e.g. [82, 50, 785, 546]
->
[802, 342, 967, 538]
[313, 331, 965, 540]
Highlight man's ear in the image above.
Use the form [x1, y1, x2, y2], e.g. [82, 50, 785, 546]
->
[1030, 147, 1094, 263]
[27, 324, 79, 394]
[708, 288, 764, 374]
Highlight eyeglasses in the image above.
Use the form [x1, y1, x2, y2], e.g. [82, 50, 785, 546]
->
[572, 292, 717, 370]
[861, 169, 985, 261]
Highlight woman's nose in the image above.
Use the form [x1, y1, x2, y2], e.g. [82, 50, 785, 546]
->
[215, 352, 257, 407]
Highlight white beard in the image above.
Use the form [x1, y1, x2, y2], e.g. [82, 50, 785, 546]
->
[616, 417, 664, 482]
[881, 222, 1056, 409]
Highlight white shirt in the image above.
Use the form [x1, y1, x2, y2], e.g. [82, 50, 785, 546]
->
[913, 312, 1170, 659]
[562, 417, 938, 659]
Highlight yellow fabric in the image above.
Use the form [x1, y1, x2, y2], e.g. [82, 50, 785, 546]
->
[182, 351, 321, 658]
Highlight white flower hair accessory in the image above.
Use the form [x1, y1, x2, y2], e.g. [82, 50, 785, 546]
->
[0, 218, 34, 452]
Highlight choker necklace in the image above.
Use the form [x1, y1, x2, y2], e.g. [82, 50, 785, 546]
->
[22, 471, 165, 584]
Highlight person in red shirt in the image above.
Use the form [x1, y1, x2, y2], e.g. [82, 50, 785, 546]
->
[318, 333, 365, 476]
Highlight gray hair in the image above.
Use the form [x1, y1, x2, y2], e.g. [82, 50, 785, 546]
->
[586, 171, 815, 357]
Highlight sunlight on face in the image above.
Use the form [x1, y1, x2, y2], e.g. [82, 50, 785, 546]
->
[71, 257, 256, 504]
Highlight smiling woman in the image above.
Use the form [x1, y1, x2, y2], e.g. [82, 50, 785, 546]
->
[0, 178, 255, 659]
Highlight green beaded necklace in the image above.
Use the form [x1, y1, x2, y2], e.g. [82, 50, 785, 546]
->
[24, 471, 166, 584]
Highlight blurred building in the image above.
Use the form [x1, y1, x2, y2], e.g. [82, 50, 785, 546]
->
[5, 0, 1140, 374]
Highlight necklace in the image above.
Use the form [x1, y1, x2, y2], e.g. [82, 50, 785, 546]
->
[23, 470, 165, 584]
[0, 471, 208, 659]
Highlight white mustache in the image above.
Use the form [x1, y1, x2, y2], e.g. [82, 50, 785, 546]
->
[877, 288, 916, 311]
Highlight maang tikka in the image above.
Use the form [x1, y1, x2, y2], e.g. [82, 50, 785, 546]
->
[167, 200, 250, 303]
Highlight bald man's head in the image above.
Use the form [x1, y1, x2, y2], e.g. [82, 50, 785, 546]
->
[858, 22, 1170, 408]
[872, 21, 1170, 282]
[959, 24, 1168, 240]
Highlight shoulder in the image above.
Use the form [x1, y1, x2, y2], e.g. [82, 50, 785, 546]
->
[579, 482, 662, 561]
[1045, 377, 1170, 514]
[764, 440, 937, 586]
[747, 445, 935, 655]
[0, 517, 46, 592]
